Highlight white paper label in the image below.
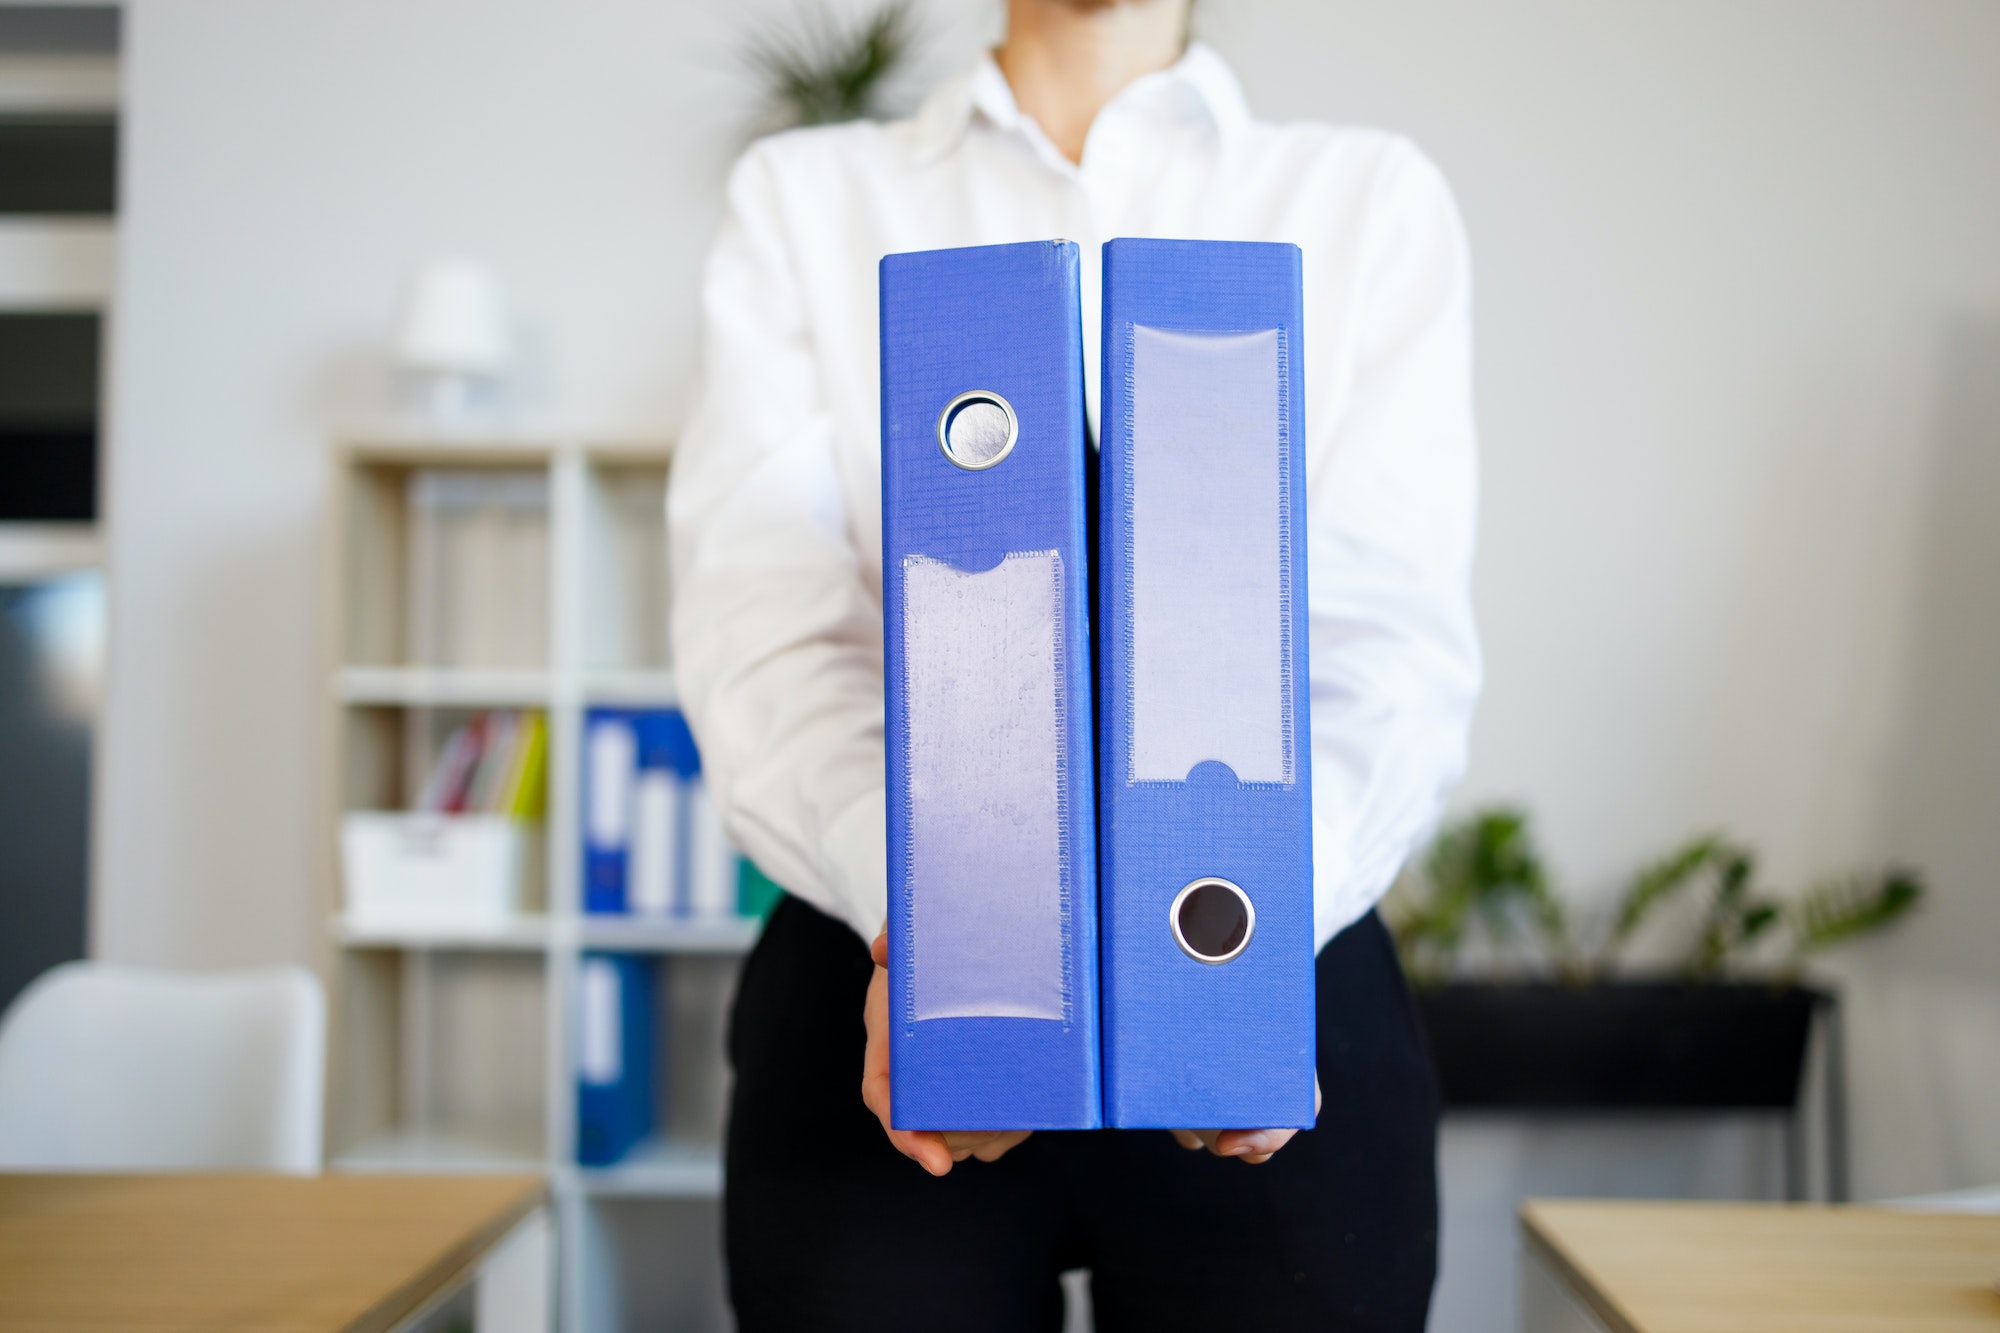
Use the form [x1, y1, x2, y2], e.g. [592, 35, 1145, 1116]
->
[902, 551, 1068, 1022]
[1128, 325, 1291, 786]
[586, 720, 635, 849]
[629, 770, 677, 917]
[578, 957, 621, 1086]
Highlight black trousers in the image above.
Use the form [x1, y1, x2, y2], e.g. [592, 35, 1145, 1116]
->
[724, 896, 1440, 1332]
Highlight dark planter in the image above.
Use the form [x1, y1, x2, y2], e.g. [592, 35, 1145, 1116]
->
[1414, 981, 1826, 1110]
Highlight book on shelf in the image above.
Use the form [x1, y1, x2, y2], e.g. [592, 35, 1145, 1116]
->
[583, 706, 758, 921]
[405, 468, 550, 669]
[413, 709, 548, 818]
[583, 466, 672, 672]
[340, 709, 549, 929]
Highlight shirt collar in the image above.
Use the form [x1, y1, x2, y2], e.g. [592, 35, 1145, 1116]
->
[909, 40, 1252, 167]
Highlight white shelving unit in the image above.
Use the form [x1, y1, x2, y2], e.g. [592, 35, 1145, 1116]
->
[322, 436, 746, 1332]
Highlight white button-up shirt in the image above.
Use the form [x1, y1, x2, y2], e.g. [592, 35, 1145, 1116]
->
[669, 43, 1481, 952]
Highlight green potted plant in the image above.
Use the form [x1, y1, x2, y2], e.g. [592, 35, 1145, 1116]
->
[1388, 810, 1921, 1110]
[742, 0, 918, 132]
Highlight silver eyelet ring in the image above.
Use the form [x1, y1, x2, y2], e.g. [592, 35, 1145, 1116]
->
[1169, 876, 1256, 965]
[935, 390, 1019, 471]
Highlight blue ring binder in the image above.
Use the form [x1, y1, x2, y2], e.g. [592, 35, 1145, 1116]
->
[1098, 238, 1317, 1131]
[881, 240, 1102, 1131]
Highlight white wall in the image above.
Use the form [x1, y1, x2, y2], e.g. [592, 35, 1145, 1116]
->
[102, 0, 1997, 1309]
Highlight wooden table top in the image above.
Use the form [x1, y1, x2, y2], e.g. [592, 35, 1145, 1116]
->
[1523, 1199, 2000, 1333]
[0, 1173, 545, 1332]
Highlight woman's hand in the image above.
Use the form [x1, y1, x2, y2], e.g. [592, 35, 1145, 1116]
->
[860, 931, 1034, 1176]
[1169, 1076, 1322, 1165]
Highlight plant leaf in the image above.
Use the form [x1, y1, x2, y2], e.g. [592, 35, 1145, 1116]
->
[1610, 833, 1725, 947]
[1791, 869, 1924, 953]
[1391, 807, 1568, 977]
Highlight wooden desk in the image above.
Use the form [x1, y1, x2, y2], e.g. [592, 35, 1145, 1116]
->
[0, 1174, 547, 1333]
[1522, 1199, 2000, 1333]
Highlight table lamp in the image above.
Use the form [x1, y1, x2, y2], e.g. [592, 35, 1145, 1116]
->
[396, 258, 510, 426]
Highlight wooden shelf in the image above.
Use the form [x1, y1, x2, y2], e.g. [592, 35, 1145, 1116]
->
[574, 1139, 723, 1199]
[327, 436, 731, 1331]
[337, 666, 553, 708]
[333, 1126, 547, 1176]
[580, 439, 675, 465]
[344, 436, 563, 468]
[334, 915, 552, 952]
[341, 434, 671, 469]
[578, 668, 677, 705]
[332, 913, 764, 955]
[577, 915, 762, 955]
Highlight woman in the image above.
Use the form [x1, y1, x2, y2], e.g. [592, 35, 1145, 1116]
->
[669, 0, 1480, 1327]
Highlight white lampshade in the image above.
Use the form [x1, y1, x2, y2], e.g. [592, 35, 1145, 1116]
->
[396, 258, 510, 376]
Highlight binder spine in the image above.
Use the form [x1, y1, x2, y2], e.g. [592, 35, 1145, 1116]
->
[881, 240, 1101, 1131]
[1098, 238, 1317, 1130]
[575, 951, 656, 1166]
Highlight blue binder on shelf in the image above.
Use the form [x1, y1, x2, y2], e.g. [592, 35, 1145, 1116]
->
[1097, 238, 1317, 1130]
[575, 951, 657, 1166]
[880, 239, 1101, 1131]
[584, 708, 703, 916]
[583, 710, 637, 914]
[633, 709, 700, 917]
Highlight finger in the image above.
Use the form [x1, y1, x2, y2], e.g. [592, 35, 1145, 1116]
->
[860, 969, 892, 1122]
[862, 1075, 951, 1175]
[939, 1129, 1024, 1161]
[1212, 1127, 1298, 1160]
[870, 930, 889, 968]
[967, 1130, 1032, 1163]
[1169, 1129, 1203, 1151]
[862, 1056, 954, 1175]
[859, 949, 953, 1177]
[890, 1128, 956, 1176]
[861, 1062, 891, 1123]
[1201, 1074, 1320, 1163]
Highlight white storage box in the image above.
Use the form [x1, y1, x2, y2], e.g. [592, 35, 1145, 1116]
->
[341, 812, 544, 930]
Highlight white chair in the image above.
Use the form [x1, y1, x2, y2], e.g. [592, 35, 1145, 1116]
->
[0, 961, 325, 1172]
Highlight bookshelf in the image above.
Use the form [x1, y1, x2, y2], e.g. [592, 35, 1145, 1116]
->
[322, 436, 741, 1331]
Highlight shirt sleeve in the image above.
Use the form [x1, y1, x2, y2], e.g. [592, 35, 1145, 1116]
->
[668, 143, 889, 945]
[1306, 139, 1484, 951]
